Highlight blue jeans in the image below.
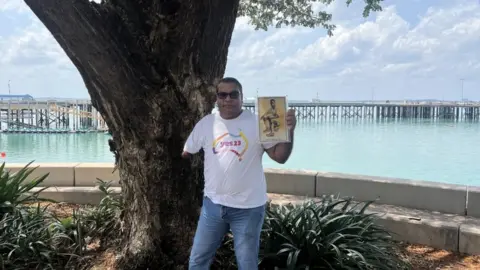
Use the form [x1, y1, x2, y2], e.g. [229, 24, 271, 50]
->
[189, 196, 266, 270]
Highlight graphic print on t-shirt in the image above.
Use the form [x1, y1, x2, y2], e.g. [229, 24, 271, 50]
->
[211, 129, 249, 161]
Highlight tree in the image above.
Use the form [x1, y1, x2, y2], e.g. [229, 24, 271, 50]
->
[24, 0, 383, 269]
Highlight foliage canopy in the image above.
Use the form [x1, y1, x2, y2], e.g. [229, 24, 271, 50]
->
[239, 0, 384, 35]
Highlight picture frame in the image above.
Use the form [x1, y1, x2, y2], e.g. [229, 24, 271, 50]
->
[256, 96, 290, 143]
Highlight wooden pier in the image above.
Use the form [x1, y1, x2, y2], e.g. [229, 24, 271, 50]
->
[243, 101, 480, 121]
[0, 99, 107, 132]
[2, 99, 480, 133]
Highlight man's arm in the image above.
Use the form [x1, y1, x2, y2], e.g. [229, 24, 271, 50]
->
[265, 130, 294, 164]
[181, 120, 204, 159]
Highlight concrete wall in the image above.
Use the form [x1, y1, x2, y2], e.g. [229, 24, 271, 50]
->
[264, 168, 316, 197]
[7, 162, 480, 255]
[315, 171, 467, 215]
[4, 163, 478, 216]
[3, 163, 79, 187]
[74, 163, 119, 187]
[466, 187, 480, 218]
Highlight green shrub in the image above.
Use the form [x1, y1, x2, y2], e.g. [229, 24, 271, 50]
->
[82, 179, 123, 243]
[215, 196, 410, 270]
[0, 205, 78, 270]
[259, 197, 411, 270]
[0, 161, 52, 214]
[46, 179, 123, 256]
[0, 165, 123, 270]
[49, 211, 88, 256]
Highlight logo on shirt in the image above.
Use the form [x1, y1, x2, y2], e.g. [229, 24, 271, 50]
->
[212, 130, 249, 161]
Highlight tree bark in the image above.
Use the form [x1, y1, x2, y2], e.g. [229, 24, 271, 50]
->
[24, 0, 240, 268]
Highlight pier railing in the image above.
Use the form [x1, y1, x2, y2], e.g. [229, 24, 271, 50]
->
[1, 99, 480, 123]
[243, 102, 480, 120]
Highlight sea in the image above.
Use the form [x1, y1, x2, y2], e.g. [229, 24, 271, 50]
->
[1, 118, 479, 186]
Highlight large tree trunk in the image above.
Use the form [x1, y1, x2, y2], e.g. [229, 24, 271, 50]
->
[24, 0, 240, 268]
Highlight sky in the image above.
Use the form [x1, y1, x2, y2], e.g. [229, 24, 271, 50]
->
[0, 0, 479, 101]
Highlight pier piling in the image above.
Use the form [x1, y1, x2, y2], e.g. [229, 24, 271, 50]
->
[2, 99, 480, 134]
[0, 98, 108, 133]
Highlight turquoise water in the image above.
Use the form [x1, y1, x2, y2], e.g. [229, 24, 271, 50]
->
[1, 119, 479, 186]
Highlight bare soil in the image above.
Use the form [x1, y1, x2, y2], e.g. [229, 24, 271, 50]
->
[28, 202, 480, 270]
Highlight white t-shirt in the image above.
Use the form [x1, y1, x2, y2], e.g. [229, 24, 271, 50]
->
[183, 110, 277, 209]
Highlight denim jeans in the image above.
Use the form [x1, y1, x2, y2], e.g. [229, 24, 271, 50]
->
[188, 196, 266, 270]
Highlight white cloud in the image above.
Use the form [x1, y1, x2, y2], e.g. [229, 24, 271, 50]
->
[1, 21, 66, 67]
[0, 0, 28, 12]
[281, 3, 480, 79]
[0, 0, 479, 101]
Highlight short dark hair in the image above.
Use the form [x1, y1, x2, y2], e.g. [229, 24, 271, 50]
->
[217, 77, 242, 93]
[270, 99, 275, 103]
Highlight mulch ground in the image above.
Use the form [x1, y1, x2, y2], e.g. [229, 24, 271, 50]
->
[26, 202, 480, 270]
[399, 243, 480, 269]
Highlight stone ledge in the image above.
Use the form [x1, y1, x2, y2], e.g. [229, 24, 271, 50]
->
[9, 163, 474, 218]
[264, 168, 317, 196]
[4, 163, 79, 187]
[375, 214, 459, 251]
[466, 186, 480, 218]
[459, 219, 480, 255]
[24, 188, 480, 255]
[315, 171, 467, 215]
[30, 186, 121, 205]
[74, 163, 120, 187]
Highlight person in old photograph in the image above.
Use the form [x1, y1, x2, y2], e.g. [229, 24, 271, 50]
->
[260, 98, 280, 137]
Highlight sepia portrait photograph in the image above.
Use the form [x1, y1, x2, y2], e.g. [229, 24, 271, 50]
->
[257, 96, 289, 143]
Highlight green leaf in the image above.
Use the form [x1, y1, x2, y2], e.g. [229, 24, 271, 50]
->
[254, 197, 411, 269]
[238, 0, 384, 36]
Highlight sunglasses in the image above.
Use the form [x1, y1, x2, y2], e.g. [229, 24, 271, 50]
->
[217, 91, 240, 100]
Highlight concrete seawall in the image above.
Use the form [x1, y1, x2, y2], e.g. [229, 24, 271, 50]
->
[4, 162, 480, 255]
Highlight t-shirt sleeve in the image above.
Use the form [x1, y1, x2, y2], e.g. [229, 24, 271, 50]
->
[183, 119, 205, 154]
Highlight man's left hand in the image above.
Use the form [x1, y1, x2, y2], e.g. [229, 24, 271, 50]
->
[286, 109, 296, 131]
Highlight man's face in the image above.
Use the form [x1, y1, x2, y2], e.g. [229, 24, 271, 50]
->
[216, 82, 242, 117]
[270, 100, 276, 108]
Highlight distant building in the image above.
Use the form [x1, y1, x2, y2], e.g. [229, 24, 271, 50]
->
[0, 94, 34, 101]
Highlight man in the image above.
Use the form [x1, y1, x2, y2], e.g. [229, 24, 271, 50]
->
[182, 77, 296, 270]
[260, 98, 280, 137]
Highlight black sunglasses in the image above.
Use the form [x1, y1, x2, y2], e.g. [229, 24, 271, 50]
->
[217, 91, 240, 99]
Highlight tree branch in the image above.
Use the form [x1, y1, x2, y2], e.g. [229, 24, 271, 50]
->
[239, 0, 383, 34]
[24, 0, 145, 133]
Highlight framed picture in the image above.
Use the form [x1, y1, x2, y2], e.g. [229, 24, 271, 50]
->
[257, 96, 290, 143]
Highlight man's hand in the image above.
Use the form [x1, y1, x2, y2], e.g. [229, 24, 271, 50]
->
[265, 109, 296, 164]
[286, 109, 296, 131]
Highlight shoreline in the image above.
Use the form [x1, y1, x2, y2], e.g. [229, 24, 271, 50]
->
[2, 158, 476, 187]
